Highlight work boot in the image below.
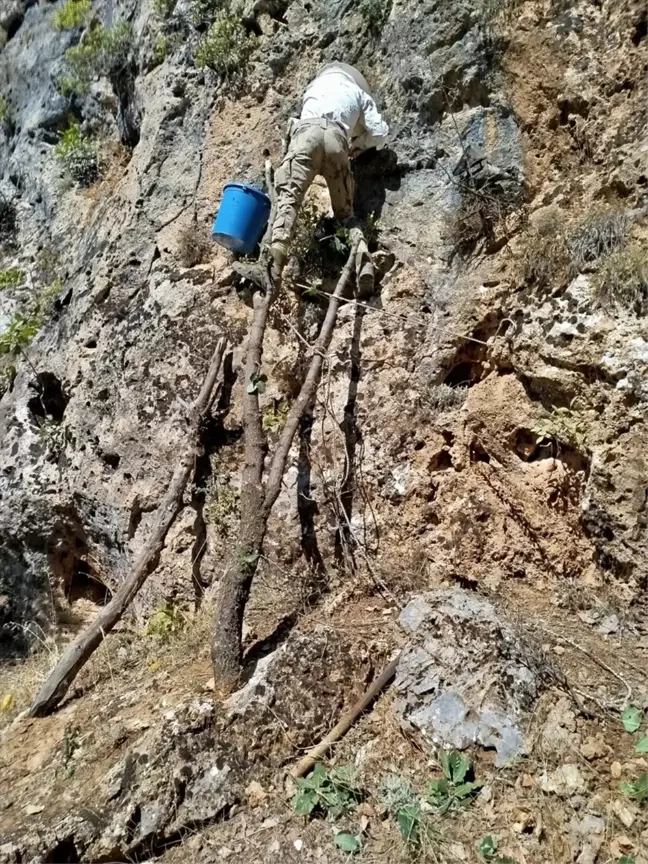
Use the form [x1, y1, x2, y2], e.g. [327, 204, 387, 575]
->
[231, 245, 286, 290]
[232, 260, 265, 288]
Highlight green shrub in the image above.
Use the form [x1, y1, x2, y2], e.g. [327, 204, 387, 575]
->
[146, 604, 186, 639]
[153, 0, 178, 17]
[0, 281, 62, 355]
[0, 268, 24, 289]
[262, 399, 289, 433]
[569, 210, 629, 270]
[195, 16, 254, 77]
[0, 96, 7, 122]
[152, 34, 169, 65]
[188, 0, 228, 26]
[293, 763, 362, 818]
[55, 123, 101, 186]
[592, 246, 648, 313]
[53, 0, 91, 30]
[62, 22, 133, 96]
[0, 313, 41, 355]
[533, 403, 588, 451]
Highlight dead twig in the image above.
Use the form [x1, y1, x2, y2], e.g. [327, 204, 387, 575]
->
[534, 624, 632, 704]
[289, 653, 401, 779]
[29, 337, 229, 717]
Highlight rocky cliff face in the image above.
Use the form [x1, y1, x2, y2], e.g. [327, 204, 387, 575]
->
[1, 0, 647, 861]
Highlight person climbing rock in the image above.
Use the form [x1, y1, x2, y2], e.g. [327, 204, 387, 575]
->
[237, 62, 389, 297]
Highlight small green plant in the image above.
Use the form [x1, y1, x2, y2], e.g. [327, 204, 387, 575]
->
[622, 704, 643, 733]
[0, 96, 7, 123]
[534, 401, 588, 451]
[426, 750, 482, 814]
[0, 268, 24, 289]
[293, 763, 362, 819]
[0, 279, 60, 355]
[0, 313, 41, 355]
[569, 210, 629, 271]
[204, 477, 239, 527]
[195, 16, 255, 77]
[622, 704, 648, 753]
[362, 211, 383, 248]
[55, 123, 101, 186]
[592, 246, 648, 313]
[359, 0, 391, 35]
[247, 370, 267, 395]
[146, 604, 186, 639]
[621, 772, 648, 805]
[479, 835, 518, 864]
[379, 776, 423, 849]
[334, 833, 361, 854]
[152, 34, 170, 66]
[61, 22, 133, 96]
[262, 398, 289, 433]
[53, 0, 90, 30]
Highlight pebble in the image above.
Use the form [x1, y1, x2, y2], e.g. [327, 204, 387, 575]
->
[610, 760, 622, 778]
[612, 800, 636, 828]
[293, 838, 303, 852]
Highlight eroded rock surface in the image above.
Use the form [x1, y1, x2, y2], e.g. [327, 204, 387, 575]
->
[395, 590, 538, 765]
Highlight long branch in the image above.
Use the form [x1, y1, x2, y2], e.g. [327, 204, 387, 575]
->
[29, 337, 228, 717]
[211, 241, 360, 691]
[263, 238, 360, 513]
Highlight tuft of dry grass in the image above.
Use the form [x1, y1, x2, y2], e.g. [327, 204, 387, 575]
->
[178, 221, 213, 267]
[0, 607, 216, 729]
[592, 245, 648, 313]
[520, 206, 571, 290]
[0, 627, 60, 729]
[568, 209, 630, 271]
[447, 179, 525, 257]
[427, 382, 468, 415]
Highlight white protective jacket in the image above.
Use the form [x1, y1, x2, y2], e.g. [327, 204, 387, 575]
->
[299, 62, 389, 154]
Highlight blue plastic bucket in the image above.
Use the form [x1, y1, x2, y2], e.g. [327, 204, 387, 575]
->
[212, 183, 272, 255]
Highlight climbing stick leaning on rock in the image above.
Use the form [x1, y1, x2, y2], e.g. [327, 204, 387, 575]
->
[236, 62, 389, 296]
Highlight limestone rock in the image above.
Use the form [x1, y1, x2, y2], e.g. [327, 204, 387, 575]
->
[394, 589, 539, 766]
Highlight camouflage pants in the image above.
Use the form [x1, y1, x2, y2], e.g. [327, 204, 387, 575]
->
[271, 118, 354, 250]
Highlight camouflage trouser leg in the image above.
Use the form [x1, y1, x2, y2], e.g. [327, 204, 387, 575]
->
[271, 125, 325, 252]
[320, 125, 354, 220]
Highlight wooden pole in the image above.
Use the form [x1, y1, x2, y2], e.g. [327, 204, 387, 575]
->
[289, 653, 400, 779]
[29, 337, 228, 717]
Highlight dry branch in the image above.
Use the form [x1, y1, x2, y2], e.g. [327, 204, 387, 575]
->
[211, 238, 361, 692]
[289, 653, 400, 779]
[29, 337, 228, 717]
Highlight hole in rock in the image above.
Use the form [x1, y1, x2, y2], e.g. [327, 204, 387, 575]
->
[66, 561, 111, 606]
[444, 361, 483, 388]
[28, 372, 69, 422]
